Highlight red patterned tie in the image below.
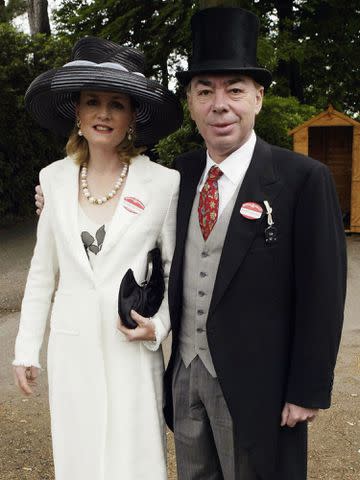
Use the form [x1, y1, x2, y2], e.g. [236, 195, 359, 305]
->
[198, 165, 223, 241]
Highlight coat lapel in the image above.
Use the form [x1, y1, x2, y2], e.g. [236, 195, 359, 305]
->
[55, 157, 94, 279]
[208, 138, 284, 317]
[100, 155, 150, 255]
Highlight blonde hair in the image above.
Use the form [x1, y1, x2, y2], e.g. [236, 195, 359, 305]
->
[66, 128, 146, 166]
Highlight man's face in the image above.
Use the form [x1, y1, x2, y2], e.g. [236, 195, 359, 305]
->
[187, 74, 264, 162]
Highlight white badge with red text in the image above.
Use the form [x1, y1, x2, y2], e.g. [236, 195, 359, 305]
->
[123, 196, 145, 214]
[240, 202, 263, 220]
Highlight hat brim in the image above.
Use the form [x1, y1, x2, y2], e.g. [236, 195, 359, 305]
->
[25, 65, 183, 146]
[176, 66, 272, 89]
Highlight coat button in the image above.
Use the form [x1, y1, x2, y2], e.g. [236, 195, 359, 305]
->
[197, 309, 204, 315]
[196, 327, 204, 333]
[198, 291, 206, 297]
[200, 272, 207, 278]
[201, 251, 209, 258]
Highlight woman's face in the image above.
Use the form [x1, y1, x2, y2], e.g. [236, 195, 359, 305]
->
[76, 90, 135, 151]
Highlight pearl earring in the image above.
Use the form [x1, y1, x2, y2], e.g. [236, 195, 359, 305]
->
[127, 126, 134, 142]
[77, 118, 83, 137]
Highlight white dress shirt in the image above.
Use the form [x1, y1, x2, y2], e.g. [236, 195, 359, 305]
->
[197, 130, 257, 216]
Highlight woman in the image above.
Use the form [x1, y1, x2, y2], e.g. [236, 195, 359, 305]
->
[12, 37, 182, 480]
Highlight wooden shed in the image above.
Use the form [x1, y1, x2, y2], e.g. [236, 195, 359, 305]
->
[289, 105, 360, 232]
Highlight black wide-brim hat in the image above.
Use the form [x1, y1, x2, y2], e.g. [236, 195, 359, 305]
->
[176, 7, 272, 89]
[25, 37, 183, 147]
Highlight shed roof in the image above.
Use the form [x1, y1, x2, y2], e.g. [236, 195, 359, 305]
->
[289, 105, 360, 136]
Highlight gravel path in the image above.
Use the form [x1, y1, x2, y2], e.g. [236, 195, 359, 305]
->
[0, 220, 359, 479]
[0, 219, 37, 315]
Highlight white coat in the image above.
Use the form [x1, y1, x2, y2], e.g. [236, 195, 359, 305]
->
[13, 154, 179, 480]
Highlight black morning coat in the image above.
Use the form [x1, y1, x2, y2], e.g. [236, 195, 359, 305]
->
[164, 137, 347, 480]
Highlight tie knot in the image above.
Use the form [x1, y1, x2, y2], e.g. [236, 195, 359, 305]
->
[208, 165, 223, 181]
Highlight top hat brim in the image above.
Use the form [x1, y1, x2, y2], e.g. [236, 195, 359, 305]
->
[176, 66, 272, 90]
[25, 65, 183, 147]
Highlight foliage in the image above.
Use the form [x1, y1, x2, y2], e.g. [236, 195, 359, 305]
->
[155, 101, 203, 166]
[1, 0, 358, 223]
[54, 0, 196, 88]
[295, 0, 360, 115]
[0, 0, 26, 23]
[52, 0, 277, 89]
[249, 0, 360, 115]
[0, 24, 71, 224]
[53, 0, 358, 116]
[255, 95, 317, 149]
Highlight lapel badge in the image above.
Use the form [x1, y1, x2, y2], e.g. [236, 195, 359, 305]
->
[263, 200, 278, 244]
[240, 202, 263, 220]
[123, 196, 145, 214]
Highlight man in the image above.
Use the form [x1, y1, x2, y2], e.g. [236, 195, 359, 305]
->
[163, 6, 346, 480]
[34, 7, 346, 480]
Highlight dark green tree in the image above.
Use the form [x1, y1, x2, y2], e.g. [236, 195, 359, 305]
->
[0, 24, 71, 223]
[53, 0, 358, 115]
[296, 0, 359, 113]
[0, 0, 27, 23]
[1, 0, 358, 223]
[244, 0, 359, 114]
[54, 0, 196, 88]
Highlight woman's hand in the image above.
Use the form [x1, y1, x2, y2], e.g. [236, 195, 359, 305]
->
[117, 310, 156, 342]
[35, 185, 44, 216]
[13, 365, 40, 395]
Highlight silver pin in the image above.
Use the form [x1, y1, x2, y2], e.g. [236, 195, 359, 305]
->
[263, 200, 274, 226]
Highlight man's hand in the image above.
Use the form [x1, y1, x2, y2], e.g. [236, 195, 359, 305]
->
[35, 185, 44, 215]
[13, 365, 40, 395]
[281, 402, 319, 428]
[117, 310, 156, 342]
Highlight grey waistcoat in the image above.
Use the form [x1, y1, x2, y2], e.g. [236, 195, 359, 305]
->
[179, 185, 240, 377]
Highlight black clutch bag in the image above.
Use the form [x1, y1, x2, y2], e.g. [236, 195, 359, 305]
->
[118, 248, 165, 329]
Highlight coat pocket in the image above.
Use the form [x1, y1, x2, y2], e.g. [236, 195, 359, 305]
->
[50, 292, 80, 336]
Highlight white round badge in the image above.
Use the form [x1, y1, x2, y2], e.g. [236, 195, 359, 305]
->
[240, 202, 263, 220]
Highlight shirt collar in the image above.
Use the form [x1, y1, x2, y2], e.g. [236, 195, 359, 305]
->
[203, 130, 257, 187]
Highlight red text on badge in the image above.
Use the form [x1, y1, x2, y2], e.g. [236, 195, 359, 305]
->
[123, 196, 145, 214]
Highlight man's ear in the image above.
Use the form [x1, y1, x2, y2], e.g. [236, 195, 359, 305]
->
[186, 89, 195, 121]
[254, 86, 264, 115]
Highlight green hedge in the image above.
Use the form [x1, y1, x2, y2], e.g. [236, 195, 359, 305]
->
[0, 25, 71, 225]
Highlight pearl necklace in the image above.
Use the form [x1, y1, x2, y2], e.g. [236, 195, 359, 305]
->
[80, 162, 128, 205]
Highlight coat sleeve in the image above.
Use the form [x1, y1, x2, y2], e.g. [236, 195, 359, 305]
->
[143, 171, 180, 351]
[285, 163, 347, 409]
[13, 168, 59, 368]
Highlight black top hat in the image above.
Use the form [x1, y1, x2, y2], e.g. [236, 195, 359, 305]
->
[176, 7, 272, 89]
[25, 37, 183, 147]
